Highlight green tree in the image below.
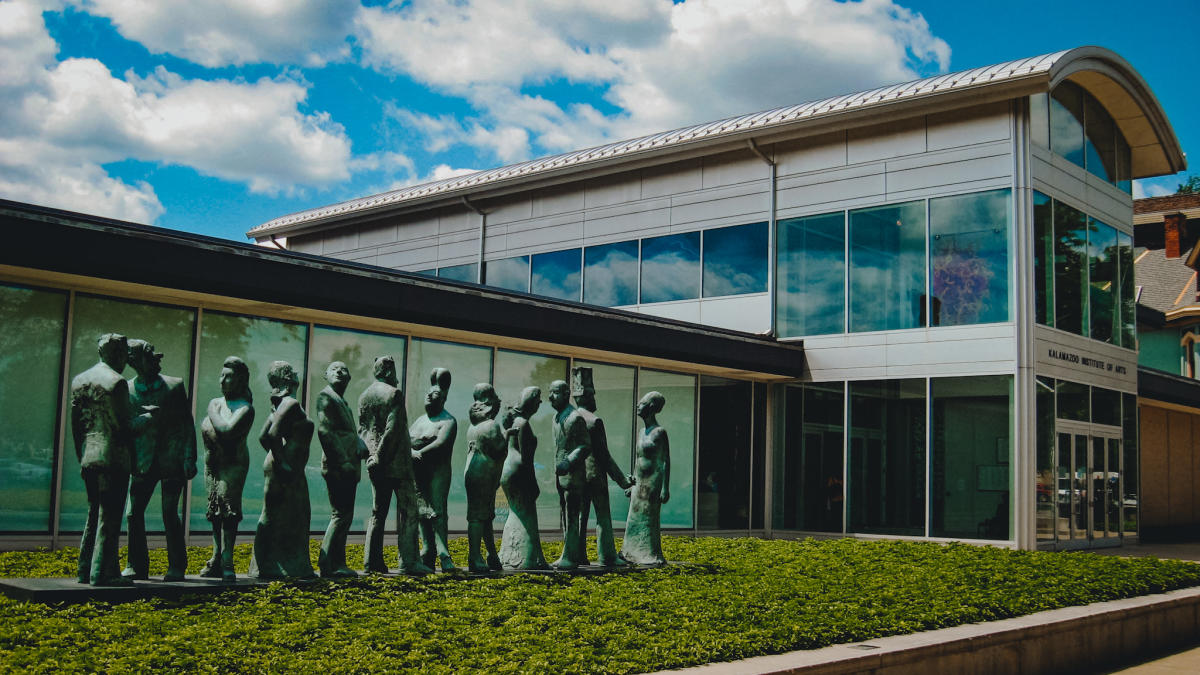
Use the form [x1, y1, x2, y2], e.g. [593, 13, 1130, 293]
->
[1178, 175, 1200, 194]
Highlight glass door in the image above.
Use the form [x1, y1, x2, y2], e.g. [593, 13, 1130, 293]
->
[1053, 423, 1122, 549]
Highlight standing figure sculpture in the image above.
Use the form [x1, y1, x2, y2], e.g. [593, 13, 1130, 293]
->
[409, 368, 457, 571]
[200, 356, 254, 581]
[314, 361, 367, 578]
[70, 333, 135, 586]
[498, 386, 549, 570]
[250, 361, 315, 580]
[360, 356, 431, 574]
[572, 367, 635, 567]
[549, 379, 591, 570]
[123, 339, 196, 582]
[464, 383, 506, 573]
[621, 392, 671, 565]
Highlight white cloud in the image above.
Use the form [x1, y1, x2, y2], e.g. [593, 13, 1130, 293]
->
[72, 0, 357, 67]
[1133, 178, 1174, 199]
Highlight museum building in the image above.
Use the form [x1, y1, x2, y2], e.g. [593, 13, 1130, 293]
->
[0, 47, 1186, 553]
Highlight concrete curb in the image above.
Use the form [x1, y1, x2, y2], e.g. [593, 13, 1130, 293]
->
[655, 586, 1200, 674]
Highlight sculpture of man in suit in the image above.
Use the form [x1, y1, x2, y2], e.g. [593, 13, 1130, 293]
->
[122, 339, 196, 581]
[549, 379, 591, 570]
[315, 361, 367, 578]
[571, 367, 635, 567]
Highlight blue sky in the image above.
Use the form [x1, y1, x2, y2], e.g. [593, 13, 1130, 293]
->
[1, 0, 1195, 242]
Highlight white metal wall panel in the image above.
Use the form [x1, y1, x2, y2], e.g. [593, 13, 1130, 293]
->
[502, 212, 584, 251]
[698, 294, 770, 333]
[636, 301, 702, 323]
[532, 184, 585, 218]
[358, 222, 398, 248]
[774, 131, 848, 176]
[702, 151, 768, 189]
[583, 204, 671, 241]
[640, 158, 703, 199]
[846, 117, 927, 164]
[585, 174, 642, 209]
[926, 101, 1011, 151]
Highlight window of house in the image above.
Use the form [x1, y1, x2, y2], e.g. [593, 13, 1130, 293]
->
[640, 231, 700, 304]
[777, 212, 845, 337]
[702, 221, 767, 298]
[531, 248, 582, 301]
[929, 189, 1011, 326]
[484, 255, 530, 293]
[583, 240, 639, 307]
[849, 201, 926, 332]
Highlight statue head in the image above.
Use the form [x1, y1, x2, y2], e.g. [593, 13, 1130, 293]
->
[219, 356, 251, 402]
[518, 385, 542, 418]
[469, 383, 500, 423]
[127, 339, 162, 378]
[97, 333, 128, 372]
[548, 380, 570, 412]
[268, 360, 299, 400]
[571, 366, 596, 412]
[373, 356, 397, 386]
[430, 368, 451, 394]
[325, 361, 350, 395]
[424, 385, 445, 416]
[636, 391, 665, 419]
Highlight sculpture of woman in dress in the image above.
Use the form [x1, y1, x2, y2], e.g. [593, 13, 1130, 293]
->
[249, 361, 316, 580]
[498, 386, 549, 570]
[621, 391, 670, 566]
[199, 356, 254, 581]
[464, 383, 505, 573]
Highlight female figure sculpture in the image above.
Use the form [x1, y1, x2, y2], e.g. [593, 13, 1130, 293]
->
[498, 386, 549, 570]
[464, 383, 505, 573]
[249, 361, 315, 580]
[621, 391, 670, 566]
[199, 356, 254, 581]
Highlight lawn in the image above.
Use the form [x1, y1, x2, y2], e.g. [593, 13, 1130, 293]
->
[1, 536, 1198, 673]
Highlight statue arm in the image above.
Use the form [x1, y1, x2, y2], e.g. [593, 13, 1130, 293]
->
[416, 418, 456, 461]
[659, 430, 671, 504]
[208, 399, 254, 438]
[316, 394, 353, 470]
[556, 415, 590, 474]
[382, 390, 411, 458]
[172, 382, 198, 478]
[595, 419, 633, 489]
[69, 393, 84, 461]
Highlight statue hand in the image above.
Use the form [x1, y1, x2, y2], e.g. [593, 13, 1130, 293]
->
[625, 474, 636, 489]
[411, 449, 423, 461]
[142, 405, 160, 415]
[660, 489, 670, 504]
[624, 486, 633, 498]
[555, 459, 571, 476]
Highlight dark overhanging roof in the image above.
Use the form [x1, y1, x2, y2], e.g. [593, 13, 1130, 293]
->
[1139, 367, 1200, 412]
[0, 199, 804, 379]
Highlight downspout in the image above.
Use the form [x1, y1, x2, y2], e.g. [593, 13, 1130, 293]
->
[747, 139, 777, 337]
[462, 196, 486, 284]
[268, 235, 285, 250]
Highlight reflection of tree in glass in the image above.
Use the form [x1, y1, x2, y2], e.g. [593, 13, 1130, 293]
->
[0, 288, 66, 468]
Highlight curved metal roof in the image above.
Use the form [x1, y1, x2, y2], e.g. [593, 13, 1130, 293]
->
[250, 46, 1185, 239]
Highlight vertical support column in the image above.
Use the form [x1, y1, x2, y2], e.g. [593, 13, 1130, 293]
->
[747, 139, 777, 336]
[762, 383, 775, 539]
[463, 196, 487, 284]
[183, 307, 203, 544]
[50, 290, 76, 551]
[1012, 98, 1038, 551]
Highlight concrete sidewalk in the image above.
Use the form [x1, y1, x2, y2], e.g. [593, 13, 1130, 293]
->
[1106, 645, 1200, 674]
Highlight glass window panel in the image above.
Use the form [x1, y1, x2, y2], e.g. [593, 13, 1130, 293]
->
[1123, 393, 1138, 536]
[1072, 434, 1088, 540]
[1057, 432, 1073, 540]
[849, 201, 926, 332]
[189, 312, 308, 534]
[1089, 219, 1118, 344]
[1054, 379, 1088, 422]
[1036, 377, 1056, 543]
[1030, 93, 1050, 148]
[60, 295, 197, 535]
[485, 255, 530, 294]
[697, 376, 752, 530]
[1091, 386, 1121, 427]
[777, 212, 845, 337]
[931, 376, 1011, 540]
[438, 263, 478, 283]
[492, 350, 568, 532]
[640, 232, 700, 304]
[531, 249, 582, 301]
[929, 189, 1011, 326]
[848, 379, 925, 536]
[638, 369, 695, 529]
[702, 222, 768, 297]
[1116, 132, 1132, 193]
[1118, 231, 1136, 348]
[414, 269, 436, 277]
[1050, 81, 1085, 168]
[574, 360, 636, 529]
[583, 240, 639, 307]
[0, 284, 67, 532]
[1053, 200, 1089, 336]
[307, 326, 408, 532]
[751, 382, 766, 530]
[404, 338, 493, 533]
[780, 383, 844, 532]
[1034, 192, 1054, 327]
[1084, 95, 1116, 183]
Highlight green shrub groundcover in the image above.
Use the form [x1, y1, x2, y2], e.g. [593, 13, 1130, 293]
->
[1, 537, 1198, 673]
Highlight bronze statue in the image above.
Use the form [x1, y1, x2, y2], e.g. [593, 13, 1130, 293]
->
[572, 367, 635, 567]
[314, 361, 367, 578]
[498, 386, 550, 570]
[621, 392, 671, 565]
[200, 356, 254, 581]
[70, 333, 135, 586]
[122, 339, 196, 582]
[464, 383, 506, 573]
[410, 368, 457, 571]
[360, 356, 431, 574]
[549, 379, 590, 570]
[249, 361, 315, 580]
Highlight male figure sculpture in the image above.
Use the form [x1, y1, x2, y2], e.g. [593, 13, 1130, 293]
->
[548, 379, 591, 570]
[410, 368, 457, 571]
[314, 361, 367, 578]
[360, 356, 432, 574]
[123, 339, 196, 581]
[463, 383, 506, 573]
[571, 367, 635, 567]
[70, 333, 135, 586]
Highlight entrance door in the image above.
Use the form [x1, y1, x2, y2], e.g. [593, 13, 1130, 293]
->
[1054, 424, 1122, 549]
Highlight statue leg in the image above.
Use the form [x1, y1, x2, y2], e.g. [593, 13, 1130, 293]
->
[363, 477, 392, 573]
[92, 469, 131, 586]
[466, 520, 488, 573]
[122, 473, 157, 580]
[159, 479, 186, 580]
[220, 519, 238, 581]
[201, 517, 222, 578]
[418, 518, 436, 569]
[483, 518, 501, 571]
[553, 488, 585, 570]
[590, 485, 623, 566]
[395, 486, 432, 575]
[433, 473, 454, 570]
[328, 477, 357, 577]
[77, 469, 100, 584]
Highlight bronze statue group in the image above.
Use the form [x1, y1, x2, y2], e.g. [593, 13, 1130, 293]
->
[69, 333, 671, 586]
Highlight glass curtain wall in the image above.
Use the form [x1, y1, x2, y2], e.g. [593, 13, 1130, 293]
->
[60, 295, 197, 534]
[1053, 201, 1089, 336]
[638, 369, 695, 529]
[583, 241, 638, 307]
[1089, 219, 1118, 344]
[778, 383, 844, 532]
[776, 212, 845, 336]
[849, 202, 926, 332]
[1034, 192, 1055, 326]
[702, 222, 767, 298]
[641, 232, 701, 304]
[848, 379, 926, 535]
[696, 376, 752, 530]
[485, 256, 530, 294]
[0, 284, 68, 532]
[574, 361, 636, 529]
[531, 249, 582, 301]
[929, 190, 1011, 326]
[1037, 82, 1132, 191]
[1036, 376, 1056, 543]
[437, 263, 478, 283]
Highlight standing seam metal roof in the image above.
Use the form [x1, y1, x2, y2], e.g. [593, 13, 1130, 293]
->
[249, 47, 1179, 238]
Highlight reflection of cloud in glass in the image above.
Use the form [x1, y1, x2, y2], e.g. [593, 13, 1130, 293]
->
[929, 189, 1010, 326]
[485, 255, 529, 293]
[584, 240, 638, 307]
[777, 213, 844, 337]
[849, 202, 925, 332]
[531, 248, 581, 301]
[1050, 83, 1084, 166]
[641, 232, 700, 304]
[438, 263, 478, 283]
[703, 222, 767, 297]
